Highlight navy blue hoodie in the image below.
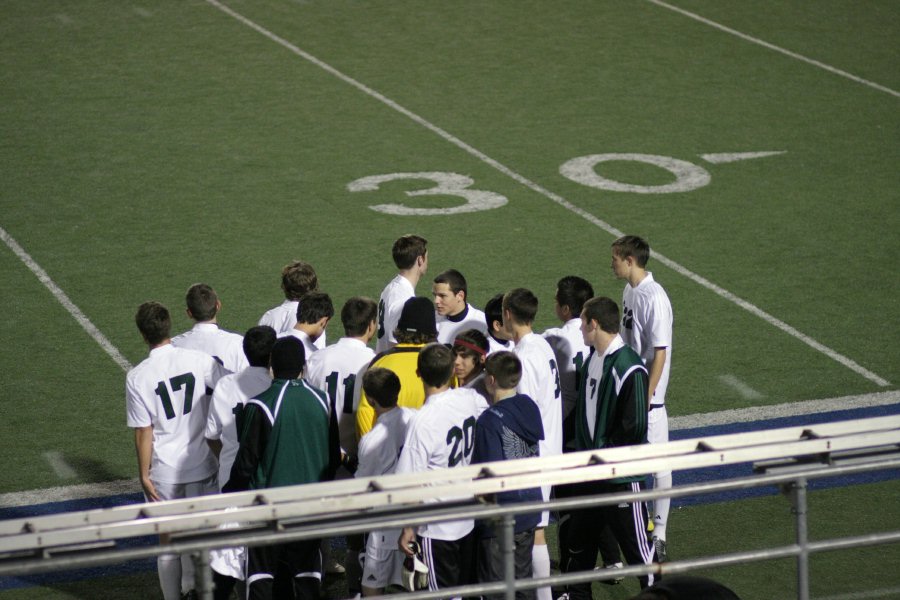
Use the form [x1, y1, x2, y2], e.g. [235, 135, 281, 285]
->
[471, 393, 545, 535]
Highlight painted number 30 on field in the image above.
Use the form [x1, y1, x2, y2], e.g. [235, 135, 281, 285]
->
[347, 151, 785, 215]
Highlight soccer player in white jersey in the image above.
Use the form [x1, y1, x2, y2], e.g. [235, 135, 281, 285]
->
[397, 344, 488, 592]
[305, 296, 378, 466]
[502, 288, 561, 600]
[125, 302, 228, 600]
[356, 368, 415, 596]
[484, 293, 513, 354]
[432, 269, 488, 344]
[375, 234, 428, 353]
[611, 235, 674, 562]
[258, 260, 327, 350]
[171, 283, 248, 373]
[277, 291, 333, 360]
[540, 276, 597, 578]
[204, 325, 276, 600]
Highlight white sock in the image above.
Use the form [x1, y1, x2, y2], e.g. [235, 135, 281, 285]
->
[181, 553, 195, 593]
[157, 554, 182, 600]
[532, 543, 551, 600]
[653, 471, 672, 541]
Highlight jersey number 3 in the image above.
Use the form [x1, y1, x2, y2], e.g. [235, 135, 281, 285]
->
[154, 373, 196, 420]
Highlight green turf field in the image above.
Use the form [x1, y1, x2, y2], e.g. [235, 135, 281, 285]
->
[1, 0, 898, 597]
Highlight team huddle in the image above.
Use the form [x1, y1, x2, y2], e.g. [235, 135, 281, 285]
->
[125, 234, 674, 600]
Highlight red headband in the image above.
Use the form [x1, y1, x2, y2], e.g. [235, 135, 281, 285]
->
[453, 338, 487, 356]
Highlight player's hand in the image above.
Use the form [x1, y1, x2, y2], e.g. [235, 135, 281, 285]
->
[398, 527, 416, 556]
[140, 476, 161, 502]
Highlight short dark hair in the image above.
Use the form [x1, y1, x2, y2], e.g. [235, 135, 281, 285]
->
[281, 261, 319, 300]
[484, 293, 504, 331]
[392, 235, 428, 270]
[185, 283, 219, 322]
[362, 367, 401, 409]
[452, 329, 489, 360]
[582, 296, 620, 334]
[503, 288, 538, 325]
[417, 343, 454, 388]
[611, 235, 651, 268]
[243, 326, 277, 368]
[556, 276, 594, 317]
[135, 302, 171, 346]
[341, 296, 378, 337]
[433, 269, 467, 301]
[296, 292, 334, 324]
[484, 351, 522, 390]
[270, 336, 305, 379]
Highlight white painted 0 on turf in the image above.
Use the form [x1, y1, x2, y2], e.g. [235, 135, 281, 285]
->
[559, 153, 711, 194]
[3, 390, 895, 508]
[647, 0, 900, 100]
[204, 0, 890, 388]
[0, 226, 133, 373]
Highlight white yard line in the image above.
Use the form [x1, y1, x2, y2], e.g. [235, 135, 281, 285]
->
[717, 374, 765, 400]
[203, 0, 890, 388]
[0, 226, 133, 373]
[2, 390, 896, 508]
[42, 452, 78, 481]
[647, 0, 900, 99]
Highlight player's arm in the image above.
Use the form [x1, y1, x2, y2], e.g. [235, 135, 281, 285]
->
[647, 347, 667, 404]
[222, 403, 269, 493]
[613, 368, 650, 447]
[133, 426, 160, 502]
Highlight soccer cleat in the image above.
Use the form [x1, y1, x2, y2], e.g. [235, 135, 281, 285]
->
[325, 557, 346, 574]
[596, 562, 623, 585]
[180, 591, 198, 600]
[653, 537, 668, 563]
[555, 593, 570, 600]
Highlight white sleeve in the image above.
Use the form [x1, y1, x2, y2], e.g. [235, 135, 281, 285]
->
[125, 375, 151, 428]
[205, 384, 227, 440]
[647, 295, 673, 348]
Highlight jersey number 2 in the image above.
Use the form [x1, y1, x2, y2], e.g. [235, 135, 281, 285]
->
[446, 417, 477, 467]
[154, 373, 196, 420]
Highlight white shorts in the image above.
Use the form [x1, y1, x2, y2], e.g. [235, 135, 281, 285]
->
[361, 543, 403, 589]
[149, 473, 218, 502]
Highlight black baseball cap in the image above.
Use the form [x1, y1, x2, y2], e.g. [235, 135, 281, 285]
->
[397, 296, 437, 335]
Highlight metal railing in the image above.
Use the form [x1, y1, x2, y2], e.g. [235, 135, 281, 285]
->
[2, 414, 899, 600]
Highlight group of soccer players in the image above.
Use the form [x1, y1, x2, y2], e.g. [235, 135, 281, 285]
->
[125, 233, 674, 600]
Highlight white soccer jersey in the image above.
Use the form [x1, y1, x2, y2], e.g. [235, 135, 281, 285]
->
[395, 388, 488, 541]
[356, 407, 415, 549]
[126, 344, 228, 484]
[543, 318, 591, 422]
[375, 274, 415, 353]
[621, 272, 673, 404]
[259, 299, 326, 349]
[205, 366, 272, 489]
[277, 328, 319, 361]
[513, 332, 562, 523]
[436, 304, 488, 344]
[487, 336, 513, 355]
[305, 337, 376, 459]
[171, 323, 248, 373]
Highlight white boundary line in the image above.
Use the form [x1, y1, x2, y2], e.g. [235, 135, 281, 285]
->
[2, 390, 896, 508]
[0, 226, 133, 373]
[203, 0, 890, 387]
[647, 0, 900, 99]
